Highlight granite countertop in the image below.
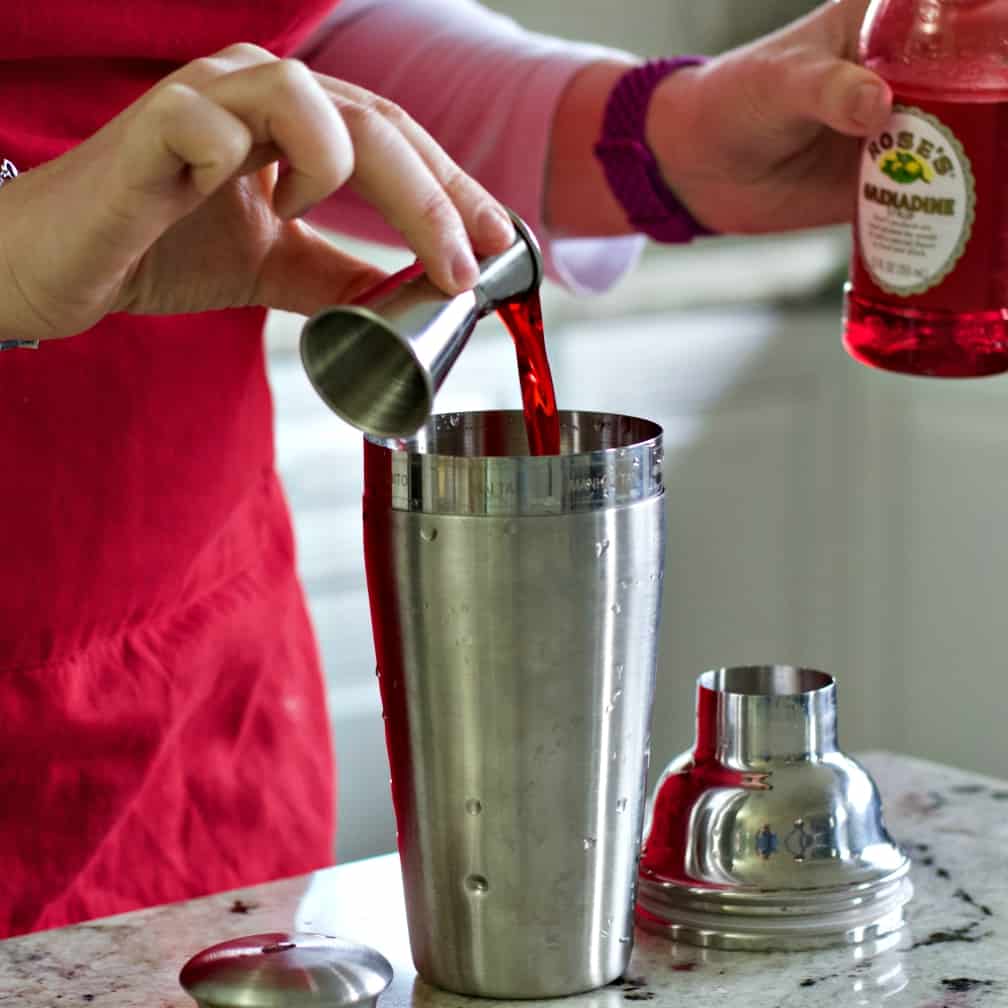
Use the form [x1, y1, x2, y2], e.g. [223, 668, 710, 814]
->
[2, 752, 1005, 1007]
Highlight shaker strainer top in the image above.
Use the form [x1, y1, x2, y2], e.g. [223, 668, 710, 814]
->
[637, 665, 913, 952]
[179, 933, 393, 1008]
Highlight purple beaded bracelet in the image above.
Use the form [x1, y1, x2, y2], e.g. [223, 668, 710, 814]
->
[594, 57, 713, 244]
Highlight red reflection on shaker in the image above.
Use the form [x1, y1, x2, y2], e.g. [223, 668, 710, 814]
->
[843, 0, 1008, 377]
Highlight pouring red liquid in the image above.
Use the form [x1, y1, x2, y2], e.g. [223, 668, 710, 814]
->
[497, 289, 561, 456]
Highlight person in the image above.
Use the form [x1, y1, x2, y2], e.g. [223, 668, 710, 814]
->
[0, 0, 891, 938]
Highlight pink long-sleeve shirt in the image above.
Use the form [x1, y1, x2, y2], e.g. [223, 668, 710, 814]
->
[299, 0, 644, 292]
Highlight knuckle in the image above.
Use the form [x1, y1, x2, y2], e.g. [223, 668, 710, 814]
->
[148, 81, 195, 120]
[439, 161, 468, 196]
[416, 188, 458, 232]
[184, 55, 229, 83]
[340, 100, 392, 141]
[216, 42, 273, 64]
[370, 95, 409, 129]
[271, 58, 316, 97]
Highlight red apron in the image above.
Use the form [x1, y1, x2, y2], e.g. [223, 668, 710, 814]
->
[0, 1, 338, 937]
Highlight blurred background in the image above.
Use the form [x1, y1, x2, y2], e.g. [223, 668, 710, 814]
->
[266, 0, 1008, 862]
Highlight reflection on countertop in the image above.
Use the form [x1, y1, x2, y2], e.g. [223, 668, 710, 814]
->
[2, 752, 1005, 1007]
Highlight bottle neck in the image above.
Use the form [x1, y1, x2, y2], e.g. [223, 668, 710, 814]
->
[862, 0, 1008, 96]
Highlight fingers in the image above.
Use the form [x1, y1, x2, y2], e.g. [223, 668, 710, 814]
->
[758, 0, 891, 137]
[793, 57, 892, 136]
[200, 59, 355, 218]
[316, 99, 471, 290]
[740, 47, 891, 144]
[325, 80, 517, 253]
[132, 83, 255, 198]
[94, 81, 257, 263]
[172, 45, 515, 291]
[117, 44, 514, 296]
[254, 220, 388, 317]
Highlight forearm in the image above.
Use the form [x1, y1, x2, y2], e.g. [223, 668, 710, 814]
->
[546, 58, 714, 238]
[296, 0, 645, 291]
[543, 60, 632, 238]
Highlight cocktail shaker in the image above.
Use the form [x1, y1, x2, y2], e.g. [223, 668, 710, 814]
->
[363, 410, 666, 997]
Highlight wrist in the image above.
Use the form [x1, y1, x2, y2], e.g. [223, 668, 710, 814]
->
[593, 58, 714, 244]
[644, 65, 704, 207]
[546, 59, 639, 237]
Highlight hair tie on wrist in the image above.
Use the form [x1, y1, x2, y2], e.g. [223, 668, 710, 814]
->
[594, 57, 714, 244]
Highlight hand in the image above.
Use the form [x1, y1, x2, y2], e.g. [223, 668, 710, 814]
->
[0, 44, 515, 343]
[647, 0, 892, 234]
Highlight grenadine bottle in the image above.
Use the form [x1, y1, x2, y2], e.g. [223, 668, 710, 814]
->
[844, 0, 1008, 377]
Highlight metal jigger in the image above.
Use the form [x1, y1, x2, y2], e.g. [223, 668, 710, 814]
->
[300, 212, 543, 440]
[637, 665, 913, 951]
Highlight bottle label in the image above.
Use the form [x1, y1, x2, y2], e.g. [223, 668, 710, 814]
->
[857, 105, 975, 297]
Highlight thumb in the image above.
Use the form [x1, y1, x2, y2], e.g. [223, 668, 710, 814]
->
[254, 221, 388, 317]
[785, 57, 892, 137]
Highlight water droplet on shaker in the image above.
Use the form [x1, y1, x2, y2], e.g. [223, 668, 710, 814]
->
[616, 797, 628, 812]
[605, 690, 623, 715]
[420, 527, 438, 542]
[632, 456, 641, 469]
[611, 602, 622, 615]
[465, 799, 483, 816]
[594, 540, 610, 559]
[465, 874, 489, 893]
[583, 836, 597, 851]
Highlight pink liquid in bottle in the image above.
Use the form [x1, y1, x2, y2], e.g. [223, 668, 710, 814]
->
[844, 0, 1008, 377]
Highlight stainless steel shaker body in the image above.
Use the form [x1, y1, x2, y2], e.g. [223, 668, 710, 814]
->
[362, 411, 665, 998]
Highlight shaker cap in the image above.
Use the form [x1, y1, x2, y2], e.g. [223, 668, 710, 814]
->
[179, 933, 393, 1008]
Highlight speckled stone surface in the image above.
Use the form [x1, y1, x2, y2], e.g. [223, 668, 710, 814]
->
[1, 752, 1005, 1007]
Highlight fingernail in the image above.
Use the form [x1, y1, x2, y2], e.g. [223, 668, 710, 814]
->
[451, 247, 479, 289]
[850, 82, 885, 129]
[478, 204, 516, 245]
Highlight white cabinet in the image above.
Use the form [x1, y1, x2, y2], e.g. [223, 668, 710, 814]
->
[858, 377, 1008, 778]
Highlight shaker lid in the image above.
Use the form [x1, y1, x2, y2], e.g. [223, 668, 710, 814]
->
[179, 933, 393, 1008]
